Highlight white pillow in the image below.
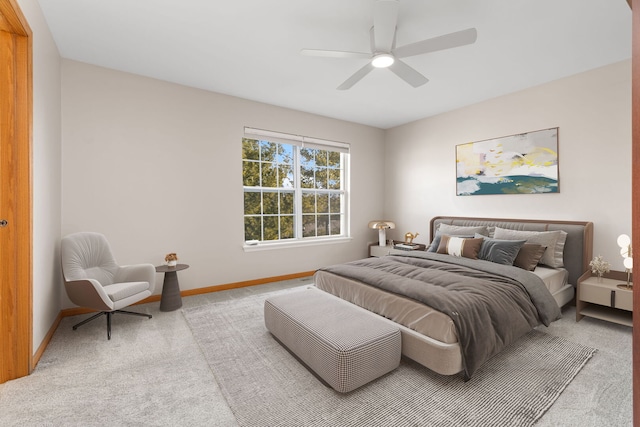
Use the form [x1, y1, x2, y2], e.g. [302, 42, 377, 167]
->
[493, 227, 567, 268]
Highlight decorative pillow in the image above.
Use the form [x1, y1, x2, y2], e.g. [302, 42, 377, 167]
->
[493, 227, 567, 268]
[513, 244, 547, 271]
[438, 223, 490, 236]
[475, 235, 526, 265]
[428, 231, 476, 252]
[428, 224, 489, 252]
[437, 236, 483, 259]
[427, 231, 441, 252]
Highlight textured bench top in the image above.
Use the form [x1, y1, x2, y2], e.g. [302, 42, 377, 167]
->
[264, 288, 401, 393]
[266, 288, 400, 348]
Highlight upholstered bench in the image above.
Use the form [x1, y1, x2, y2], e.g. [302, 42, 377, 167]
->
[264, 288, 401, 393]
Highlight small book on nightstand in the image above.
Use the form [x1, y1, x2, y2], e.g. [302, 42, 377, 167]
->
[393, 241, 426, 251]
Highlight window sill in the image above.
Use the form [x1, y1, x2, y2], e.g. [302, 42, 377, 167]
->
[242, 237, 352, 252]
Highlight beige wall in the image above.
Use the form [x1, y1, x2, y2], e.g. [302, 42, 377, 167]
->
[385, 60, 632, 271]
[61, 60, 385, 304]
[61, 59, 631, 302]
[17, 0, 63, 349]
[15, 0, 630, 357]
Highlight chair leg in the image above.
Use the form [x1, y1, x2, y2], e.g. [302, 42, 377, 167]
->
[115, 309, 153, 319]
[107, 311, 112, 340]
[72, 312, 106, 331]
[72, 309, 152, 340]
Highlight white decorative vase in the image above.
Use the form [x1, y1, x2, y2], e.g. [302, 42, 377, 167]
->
[167, 260, 177, 267]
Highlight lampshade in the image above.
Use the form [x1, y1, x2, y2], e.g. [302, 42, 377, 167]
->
[368, 221, 396, 230]
[616, 233, 633, 290]
[617, 234, 633, 264]
[617, 234, 631, 250]
[368, 220, 395, 247]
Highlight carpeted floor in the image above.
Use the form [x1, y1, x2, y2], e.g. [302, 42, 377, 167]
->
[183, 287, 597, 427]
[0, 278, 633, 426]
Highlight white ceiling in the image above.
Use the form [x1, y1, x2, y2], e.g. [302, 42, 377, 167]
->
[37, 0, 632, 129]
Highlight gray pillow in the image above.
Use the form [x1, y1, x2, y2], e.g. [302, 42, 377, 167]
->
[438, 223, 490, 236]
[475, 234, 526, 265]
[493, 227, 567, 268]
[428, 224, 490, 252]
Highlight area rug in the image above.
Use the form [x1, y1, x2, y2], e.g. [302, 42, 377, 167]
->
[183, 288, 596, 427]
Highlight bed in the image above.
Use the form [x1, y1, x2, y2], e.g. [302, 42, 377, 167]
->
[314, 216, 593, 379]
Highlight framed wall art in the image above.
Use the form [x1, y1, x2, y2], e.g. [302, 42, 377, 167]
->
[456, 127, 559, 196]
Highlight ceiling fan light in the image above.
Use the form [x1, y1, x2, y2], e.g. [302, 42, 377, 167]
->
[371, 53, 394, 68]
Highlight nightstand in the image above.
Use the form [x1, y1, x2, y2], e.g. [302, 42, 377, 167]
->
[576, 270, 632, 327]
[369, 244, 393, 257]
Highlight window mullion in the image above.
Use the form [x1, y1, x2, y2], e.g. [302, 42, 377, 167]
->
[260, 190, 265, 241]
[277, 189, 281, 240]
[294, 146, 303, 239]
[342, 152, 349, 237]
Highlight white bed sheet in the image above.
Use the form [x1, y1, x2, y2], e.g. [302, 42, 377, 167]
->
[532, 266, 569, 294]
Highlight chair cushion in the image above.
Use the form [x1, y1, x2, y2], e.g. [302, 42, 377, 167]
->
[104, 281, 150, 302]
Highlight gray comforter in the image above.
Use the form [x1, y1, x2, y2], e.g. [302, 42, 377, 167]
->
[320, 251, 562, 380]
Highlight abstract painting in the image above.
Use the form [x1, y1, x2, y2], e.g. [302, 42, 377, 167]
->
[456, 128, 559, 196]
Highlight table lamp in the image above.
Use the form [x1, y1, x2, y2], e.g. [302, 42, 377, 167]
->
[616, 234, 633, 290]
[368, 220, 395, 247]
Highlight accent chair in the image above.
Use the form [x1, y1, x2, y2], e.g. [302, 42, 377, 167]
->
[61, 232, 155, 339]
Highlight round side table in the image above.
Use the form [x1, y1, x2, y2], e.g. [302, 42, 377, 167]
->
[155, 264, 189, 312]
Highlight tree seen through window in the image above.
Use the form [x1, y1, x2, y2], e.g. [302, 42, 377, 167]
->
[242, 136, 347, 243]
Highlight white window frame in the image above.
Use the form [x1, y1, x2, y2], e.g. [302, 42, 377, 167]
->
[242, 127, 351, 251]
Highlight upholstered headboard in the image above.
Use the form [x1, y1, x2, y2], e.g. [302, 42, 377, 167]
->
[430, 216, 594, 286]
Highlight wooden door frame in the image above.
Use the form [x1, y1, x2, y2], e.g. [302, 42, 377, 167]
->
[633, 1, 639, 425]
[0, 0, 33, 383]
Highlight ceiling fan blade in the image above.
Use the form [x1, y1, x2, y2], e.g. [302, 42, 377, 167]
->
[373, 0, 399, 53]
[337, 63, 375, 90]
[388, 59, 428, 88]
[300, 49, 371, 59]
[393, 28, 478, 59]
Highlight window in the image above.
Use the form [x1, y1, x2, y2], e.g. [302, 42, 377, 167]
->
[242, 127, 349, 246]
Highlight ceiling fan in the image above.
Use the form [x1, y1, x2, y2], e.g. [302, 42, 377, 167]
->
[300, 0, 477, 90]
